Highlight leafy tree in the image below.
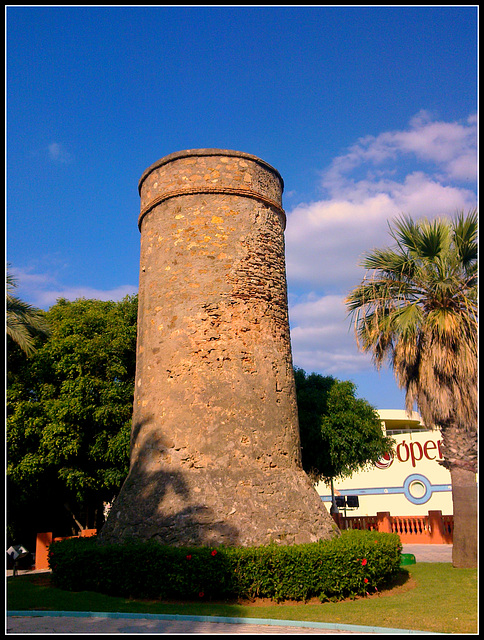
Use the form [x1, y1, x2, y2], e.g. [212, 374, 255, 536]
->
[345, 210, 477, 568]
[294, 368, 394, 512]
[7, 296, 137, 547]
[293, 368, 335, 480]
[6, 266, 51, 355]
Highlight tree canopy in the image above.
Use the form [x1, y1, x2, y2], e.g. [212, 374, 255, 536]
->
[7, 296, 137, 545]
[294, 368, 394, 485]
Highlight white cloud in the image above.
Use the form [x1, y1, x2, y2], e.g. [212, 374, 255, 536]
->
[286, 113, 477, 292]
[286, 193, 400, 291]
[392, 111, 477, 180]
[321, 111, 477, 190]
[285, 112, 477, 377]
[35, 284, 138, 308]
[47, 142, 73, 164]
[288, 293, 373, 375]
[9, 265, 137, 310]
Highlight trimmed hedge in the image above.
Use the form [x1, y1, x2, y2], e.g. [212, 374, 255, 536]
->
[48, 529, 402, 602]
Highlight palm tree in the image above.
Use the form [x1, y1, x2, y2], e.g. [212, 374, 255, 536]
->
[6, 267, 51, 355]
[345, 210, 477, 568]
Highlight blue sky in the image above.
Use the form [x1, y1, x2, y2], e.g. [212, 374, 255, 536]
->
[6, 5, 478, 411]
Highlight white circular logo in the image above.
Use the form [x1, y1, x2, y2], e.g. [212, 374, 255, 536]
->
[375, 451, 394, 470]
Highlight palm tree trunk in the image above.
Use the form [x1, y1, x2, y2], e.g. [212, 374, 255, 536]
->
[439, 424, 477, 568]
[449, 466, 477, 568]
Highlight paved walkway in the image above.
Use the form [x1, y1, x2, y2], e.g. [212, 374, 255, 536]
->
[7, 545, 451, 634]
[400, 544, 452, 563]
[6, 613, 378, 634]
[6, 612, 439, 635]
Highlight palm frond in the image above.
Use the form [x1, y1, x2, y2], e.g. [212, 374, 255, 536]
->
[452, 208, 478, 270]
[6, 266, 51, 355]
[346, 209, 478, 450]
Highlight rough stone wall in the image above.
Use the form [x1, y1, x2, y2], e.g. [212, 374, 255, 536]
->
[100, 149, 337, 547]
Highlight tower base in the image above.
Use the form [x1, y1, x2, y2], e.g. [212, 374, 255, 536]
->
[100, 465, 337, 547]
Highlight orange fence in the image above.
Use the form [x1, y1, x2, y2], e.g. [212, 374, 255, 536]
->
[334, 510, 453, 544]
[34, 529, 97, 570]
[343, 515, 379, 531]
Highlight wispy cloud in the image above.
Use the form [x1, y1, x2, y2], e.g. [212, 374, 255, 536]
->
[289, 294, 372, 374]
[35, 284, 138, 308]
[9, 265, 137, 310]
[286, 112, 477, 376]
[47, 142, 74, 164]
[321, 111, 477, 192]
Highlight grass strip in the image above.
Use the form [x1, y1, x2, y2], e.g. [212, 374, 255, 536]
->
[7, 563, 477, 634]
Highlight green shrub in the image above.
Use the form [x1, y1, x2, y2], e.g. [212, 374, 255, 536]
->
[48, 529, 401, 602]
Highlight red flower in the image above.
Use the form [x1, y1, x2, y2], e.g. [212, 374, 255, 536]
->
[198, 591, 204, 598]
[211, 549, 217, 556]
[364, 578, 369, 583]
[186, 554, 192, 560]
[361, 558, 367, 566]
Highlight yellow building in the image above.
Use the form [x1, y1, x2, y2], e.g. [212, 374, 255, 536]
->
[316, 410, 453, 517]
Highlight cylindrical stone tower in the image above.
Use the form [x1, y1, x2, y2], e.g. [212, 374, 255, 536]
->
[101, 149, 337, 547]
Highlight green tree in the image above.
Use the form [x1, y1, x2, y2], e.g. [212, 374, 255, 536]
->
[294, 368, 394, 512]
[293, 368, 335, 481]
[345, 210, 477, 568]
[6, 266, 51, 355]
[7, 296, 137, 547]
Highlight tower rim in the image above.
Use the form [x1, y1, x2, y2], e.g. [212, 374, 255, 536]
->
[138, 148, 284, 195]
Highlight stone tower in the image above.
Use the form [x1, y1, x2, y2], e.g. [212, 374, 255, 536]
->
[100, 149, 336, 547]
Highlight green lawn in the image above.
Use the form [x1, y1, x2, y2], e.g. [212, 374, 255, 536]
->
[7, 563, 477, 634]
